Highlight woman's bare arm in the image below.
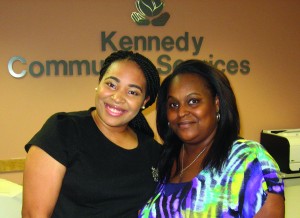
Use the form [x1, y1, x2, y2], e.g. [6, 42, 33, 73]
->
[254, 192, 285, 218]
[22, 146, 66, 218]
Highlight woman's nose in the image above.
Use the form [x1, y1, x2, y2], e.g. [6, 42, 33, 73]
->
[111, 92, 125, 103]
[178, 105, 190, 117]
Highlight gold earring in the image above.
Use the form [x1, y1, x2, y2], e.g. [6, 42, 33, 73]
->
[141, 106, 146, 110]
[95, 87, 98, 91]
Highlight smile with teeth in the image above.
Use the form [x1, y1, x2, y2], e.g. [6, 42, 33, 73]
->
[105, 103, 126, 116]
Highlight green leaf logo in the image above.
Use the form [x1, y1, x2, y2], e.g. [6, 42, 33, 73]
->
[131, 0, 170, 26]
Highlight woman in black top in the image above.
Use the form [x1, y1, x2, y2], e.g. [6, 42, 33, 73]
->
[22, 50, 161, 218]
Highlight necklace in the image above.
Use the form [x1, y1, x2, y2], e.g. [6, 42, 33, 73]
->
[180, 144, 207, 177]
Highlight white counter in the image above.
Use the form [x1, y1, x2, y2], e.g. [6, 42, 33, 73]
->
[284, 176, 300, 218]
[0, 179, 22, 218]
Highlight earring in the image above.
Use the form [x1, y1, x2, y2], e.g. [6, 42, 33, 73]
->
[168, 122, 170, 126]
[216, 112, 220, 121]
[95, 87, 98, 91]
[141, 106, 145, 110]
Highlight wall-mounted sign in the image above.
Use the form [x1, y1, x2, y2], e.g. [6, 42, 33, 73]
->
[6, 1, 250, 78]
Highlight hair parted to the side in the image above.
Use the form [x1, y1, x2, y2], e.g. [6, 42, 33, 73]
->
[156, 59, 240, 182]
[99, 50, 160, 137]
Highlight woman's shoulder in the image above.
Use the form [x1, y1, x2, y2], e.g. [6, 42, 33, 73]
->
[51, 108, 92, 119]
[232, 139, 263, 153]
[230, 139, 277, 164]
[46, 108, 92, 126]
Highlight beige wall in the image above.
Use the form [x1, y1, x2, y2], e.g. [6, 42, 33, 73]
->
[1, 0, 299, 184]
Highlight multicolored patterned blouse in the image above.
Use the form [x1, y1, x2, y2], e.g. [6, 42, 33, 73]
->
[139, 139, 284, 218]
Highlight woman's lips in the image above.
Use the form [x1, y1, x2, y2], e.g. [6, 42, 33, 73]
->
[105, 103, 126, 117]
[177, 121, 196, 128]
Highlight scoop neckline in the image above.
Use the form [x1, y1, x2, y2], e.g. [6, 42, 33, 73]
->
[89, 108, 141, 151]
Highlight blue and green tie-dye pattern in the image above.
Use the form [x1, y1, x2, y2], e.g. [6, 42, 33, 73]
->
[139, 139, 284, 218]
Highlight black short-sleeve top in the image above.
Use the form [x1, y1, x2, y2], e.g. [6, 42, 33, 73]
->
[25, 107, 161, 218]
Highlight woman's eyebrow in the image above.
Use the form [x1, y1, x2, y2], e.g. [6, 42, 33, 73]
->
[104, 76, 120, 82]
[105, 76, 143, 93]
[129, 84, 143, 92]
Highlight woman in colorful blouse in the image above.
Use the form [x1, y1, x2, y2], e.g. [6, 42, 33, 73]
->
[139, 59, 284, 218]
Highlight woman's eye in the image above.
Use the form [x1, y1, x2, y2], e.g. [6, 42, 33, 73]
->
[188, 98, 199, 105]
[106, 82, 116, 89]
[169, 102, 178, 108]
[128, 90, 139, 96]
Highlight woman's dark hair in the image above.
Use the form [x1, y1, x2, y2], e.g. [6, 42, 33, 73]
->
[99, 50, 160, 137]
[156, 59, 240, 182]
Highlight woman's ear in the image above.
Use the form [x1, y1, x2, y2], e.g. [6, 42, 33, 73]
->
[142, 96, 150, 109]
[215, 96, 220, 112]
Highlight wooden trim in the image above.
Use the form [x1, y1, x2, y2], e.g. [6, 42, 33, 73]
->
[0, 159, 25, 173]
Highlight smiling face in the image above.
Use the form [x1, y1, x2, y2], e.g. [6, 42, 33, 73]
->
[167, 73, 219, 146]
[95, 60, 149, 130]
